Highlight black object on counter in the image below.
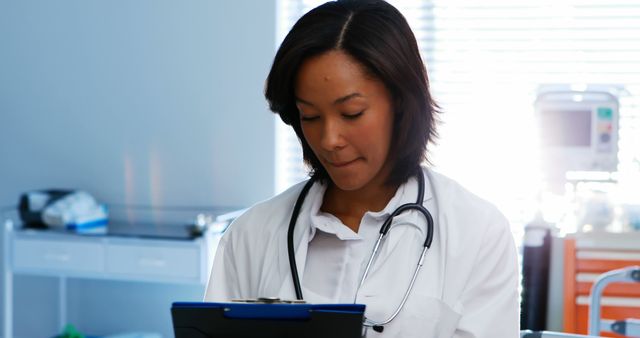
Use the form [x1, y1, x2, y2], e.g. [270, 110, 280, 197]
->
[520, 217, 552, 331]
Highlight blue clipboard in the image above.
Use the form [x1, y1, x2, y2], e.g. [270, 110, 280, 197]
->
[171, 302, 366, 338]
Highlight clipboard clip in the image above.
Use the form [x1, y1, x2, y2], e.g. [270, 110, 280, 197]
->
[230, 297, 307, 304]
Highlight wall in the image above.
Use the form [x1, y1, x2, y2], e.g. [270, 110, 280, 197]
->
[0, 0, 277, 337]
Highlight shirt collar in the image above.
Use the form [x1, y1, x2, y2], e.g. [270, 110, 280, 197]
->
[368, 174, 417, 219]
[306, 181, 361, 241]
[305, 169, 431, 242]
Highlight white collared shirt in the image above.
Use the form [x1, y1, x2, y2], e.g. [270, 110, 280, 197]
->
[302, 175, 421, 306]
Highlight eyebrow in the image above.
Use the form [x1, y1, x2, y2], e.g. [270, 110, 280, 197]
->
[295, 92, 364, 107]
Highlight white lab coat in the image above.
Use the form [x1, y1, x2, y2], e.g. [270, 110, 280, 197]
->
[204, 168, 520, 338]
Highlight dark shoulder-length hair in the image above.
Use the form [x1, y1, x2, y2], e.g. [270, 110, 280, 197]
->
[265, 0, 438, 186]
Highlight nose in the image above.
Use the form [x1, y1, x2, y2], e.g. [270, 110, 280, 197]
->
[320, 116, 347, 151]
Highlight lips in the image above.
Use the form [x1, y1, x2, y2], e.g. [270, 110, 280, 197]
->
[328, 158, 359, 168]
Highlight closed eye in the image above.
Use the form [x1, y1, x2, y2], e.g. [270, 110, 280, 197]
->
[300, 115, 319, 122]
[343, 111, 363, 120]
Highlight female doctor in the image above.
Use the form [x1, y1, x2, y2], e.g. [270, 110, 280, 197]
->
[204, 0, 520, 337]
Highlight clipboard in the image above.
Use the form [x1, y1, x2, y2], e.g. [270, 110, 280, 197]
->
[171, 302, 366, 338]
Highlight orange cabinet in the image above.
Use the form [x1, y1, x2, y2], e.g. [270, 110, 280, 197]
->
[563, 233, 640, 336]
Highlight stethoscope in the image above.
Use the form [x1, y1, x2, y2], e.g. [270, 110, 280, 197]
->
[287, 169, 434, 333]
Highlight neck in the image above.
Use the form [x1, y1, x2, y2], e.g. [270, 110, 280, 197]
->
[320, 180, 399, 233]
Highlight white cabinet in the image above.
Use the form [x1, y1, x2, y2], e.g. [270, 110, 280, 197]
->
[3, 219, 221, 338]
[8, 228, 216, 284]
[13, 237, 106, 274]
[106, 242, 201, 281]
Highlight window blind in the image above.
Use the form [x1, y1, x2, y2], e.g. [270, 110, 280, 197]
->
[275, 0, 640, 232]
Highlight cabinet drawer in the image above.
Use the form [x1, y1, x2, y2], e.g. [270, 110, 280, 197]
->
[13, 238, 105, 273]
[106, 244, 200, 280]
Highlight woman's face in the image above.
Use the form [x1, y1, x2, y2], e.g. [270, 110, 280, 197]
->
[294, 50, 394, 192]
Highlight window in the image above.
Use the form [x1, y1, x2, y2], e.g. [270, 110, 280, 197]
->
[275, 0, 640, 235]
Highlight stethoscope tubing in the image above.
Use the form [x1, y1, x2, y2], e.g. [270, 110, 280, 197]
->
[287, 176, 316, 300]
[355, 171, 434, 329]
[287, 169, 435, 332]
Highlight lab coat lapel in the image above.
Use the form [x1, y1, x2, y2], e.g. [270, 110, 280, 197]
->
[276, 185, 315, 300]
[276, 220, 310, 299]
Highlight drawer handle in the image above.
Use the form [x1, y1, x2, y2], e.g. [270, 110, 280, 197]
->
[138, 258, 166, 268]
[44, 253, 71, 262]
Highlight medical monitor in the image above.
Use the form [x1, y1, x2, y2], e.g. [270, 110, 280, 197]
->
[535, 90, 619, 176]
